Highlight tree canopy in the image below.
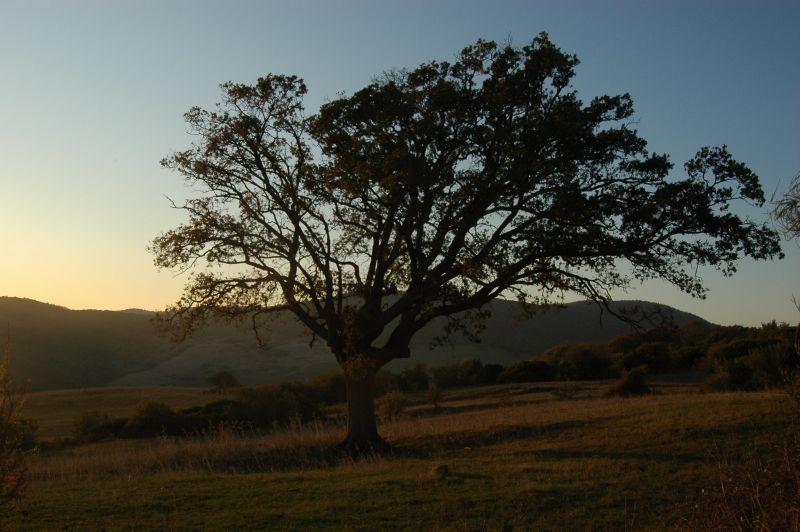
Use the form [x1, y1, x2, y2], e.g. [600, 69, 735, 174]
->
[775, 171, 800, 240]
[773, 170, 800, 355]
[153, 34, 782, 449]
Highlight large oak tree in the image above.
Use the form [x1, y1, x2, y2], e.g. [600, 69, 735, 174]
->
[153, 34, 781, 451]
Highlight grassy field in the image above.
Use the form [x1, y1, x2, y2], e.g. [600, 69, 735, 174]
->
[23, 386, 214, 441]
[10, 381, 795, 530]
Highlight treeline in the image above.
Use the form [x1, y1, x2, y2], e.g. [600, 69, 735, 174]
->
[73, 384, 325, 443]
[499, 319, 797, 390]
[71, 320, 797, 444]
[381, 319, 798, 392]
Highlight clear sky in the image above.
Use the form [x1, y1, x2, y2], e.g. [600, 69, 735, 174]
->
[0, 0, 798, 325]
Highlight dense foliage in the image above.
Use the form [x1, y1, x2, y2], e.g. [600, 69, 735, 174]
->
[207, 370, 241, 392]
[498, 320, 797, 391]
[153, 34, 781, 449]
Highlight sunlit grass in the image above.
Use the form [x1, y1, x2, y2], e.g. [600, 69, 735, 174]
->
[11, 382, 792, 530]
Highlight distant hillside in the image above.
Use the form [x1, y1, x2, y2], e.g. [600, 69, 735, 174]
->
[0, 296, 706, 391]
[0, 298, 174, 390]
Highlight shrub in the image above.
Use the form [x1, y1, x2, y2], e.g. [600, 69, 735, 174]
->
[377, 390, 406, 420]
[430, 363, 461, 388]
[704, 340, 796, 391]
[669, 344, 705, 371]
[427, 384, 442, 409]
[73, 411, 125, 443]
[704, 358, 755, 391]
[430, 358, 503, 388]
[784, 369, 800, 410]
[478, 363, 504, 385]
[606, 325, 679, 355]
[747, 343, 796, 389]
[398, 364, 429, 392]
[705, 337, 773, 365]
[235, 383, 323, 428]
[207, 370, 240, 393]
[123, 400, 183, 437]
[373, 370, 402, 396]
[13, 418, 37, 451]
[305, 370, 346, 404]
[608, 365, 650, 397]
[500, 359, 555, 383]
[551, 382, 581, 400]
[177, 399, 246, 433]
[542, 343, 615, 380]
[614, 341, 671, 374]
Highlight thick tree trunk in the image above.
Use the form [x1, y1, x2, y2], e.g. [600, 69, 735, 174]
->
[340, 373, 389, 455]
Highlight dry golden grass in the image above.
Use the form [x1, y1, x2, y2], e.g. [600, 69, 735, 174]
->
[30, 422, 351, 480]
[11, 381, 794, 530]
[28, 383, 785, 482]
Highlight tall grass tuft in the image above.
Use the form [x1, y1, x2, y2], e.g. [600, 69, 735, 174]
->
[684, 431, 800, 531]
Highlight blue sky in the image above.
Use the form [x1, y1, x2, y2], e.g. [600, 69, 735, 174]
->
[0, 0, 798, 325]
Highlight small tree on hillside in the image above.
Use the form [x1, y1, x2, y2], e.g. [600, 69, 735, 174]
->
[207, 370, 240, 393]
[0, 336, 27, 516]
[774, 171, 800, 355]
[153, 34, 781, 452]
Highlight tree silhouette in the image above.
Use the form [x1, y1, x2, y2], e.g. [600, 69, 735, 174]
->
[153, 34, 781, 451]
[774, 171, 800, 355]
[774, 171, 800, 240]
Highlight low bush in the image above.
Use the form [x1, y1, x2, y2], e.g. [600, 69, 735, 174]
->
[73, 411, 124, 443]
[608, 366, 650, 397]
[398, 364, 429, 392]
[499, 359, 555, 383]
[669, 344, 705, 371]
[431, 358, 502, 388]
[235, 384, 323, 428]
[747, 343, 796, 389]
[704, 340, 796, 391]
[784, 368, 800, 409]
[426, 384, 442, 409]
[206, 370, 240, 393]
[479, 363, 504, 384]
[704, 359, 755, 391]
[377, 390, 406, 420]
[373, 371, 402, 396]
[605, 324, 679, 355]
[613, 341, 671, 374]
[551, 383, 582, 400]
[542, 343, 616, 380]
[68, 382, 328, 444]
[305, 370, 346, 404]
[123, 400, 183, 438]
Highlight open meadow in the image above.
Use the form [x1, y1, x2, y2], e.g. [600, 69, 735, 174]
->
[11, 380, 796, 530]
[3, 3, 799, 530]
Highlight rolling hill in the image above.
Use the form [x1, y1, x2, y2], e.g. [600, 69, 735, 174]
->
[0, 296, 706, 391]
